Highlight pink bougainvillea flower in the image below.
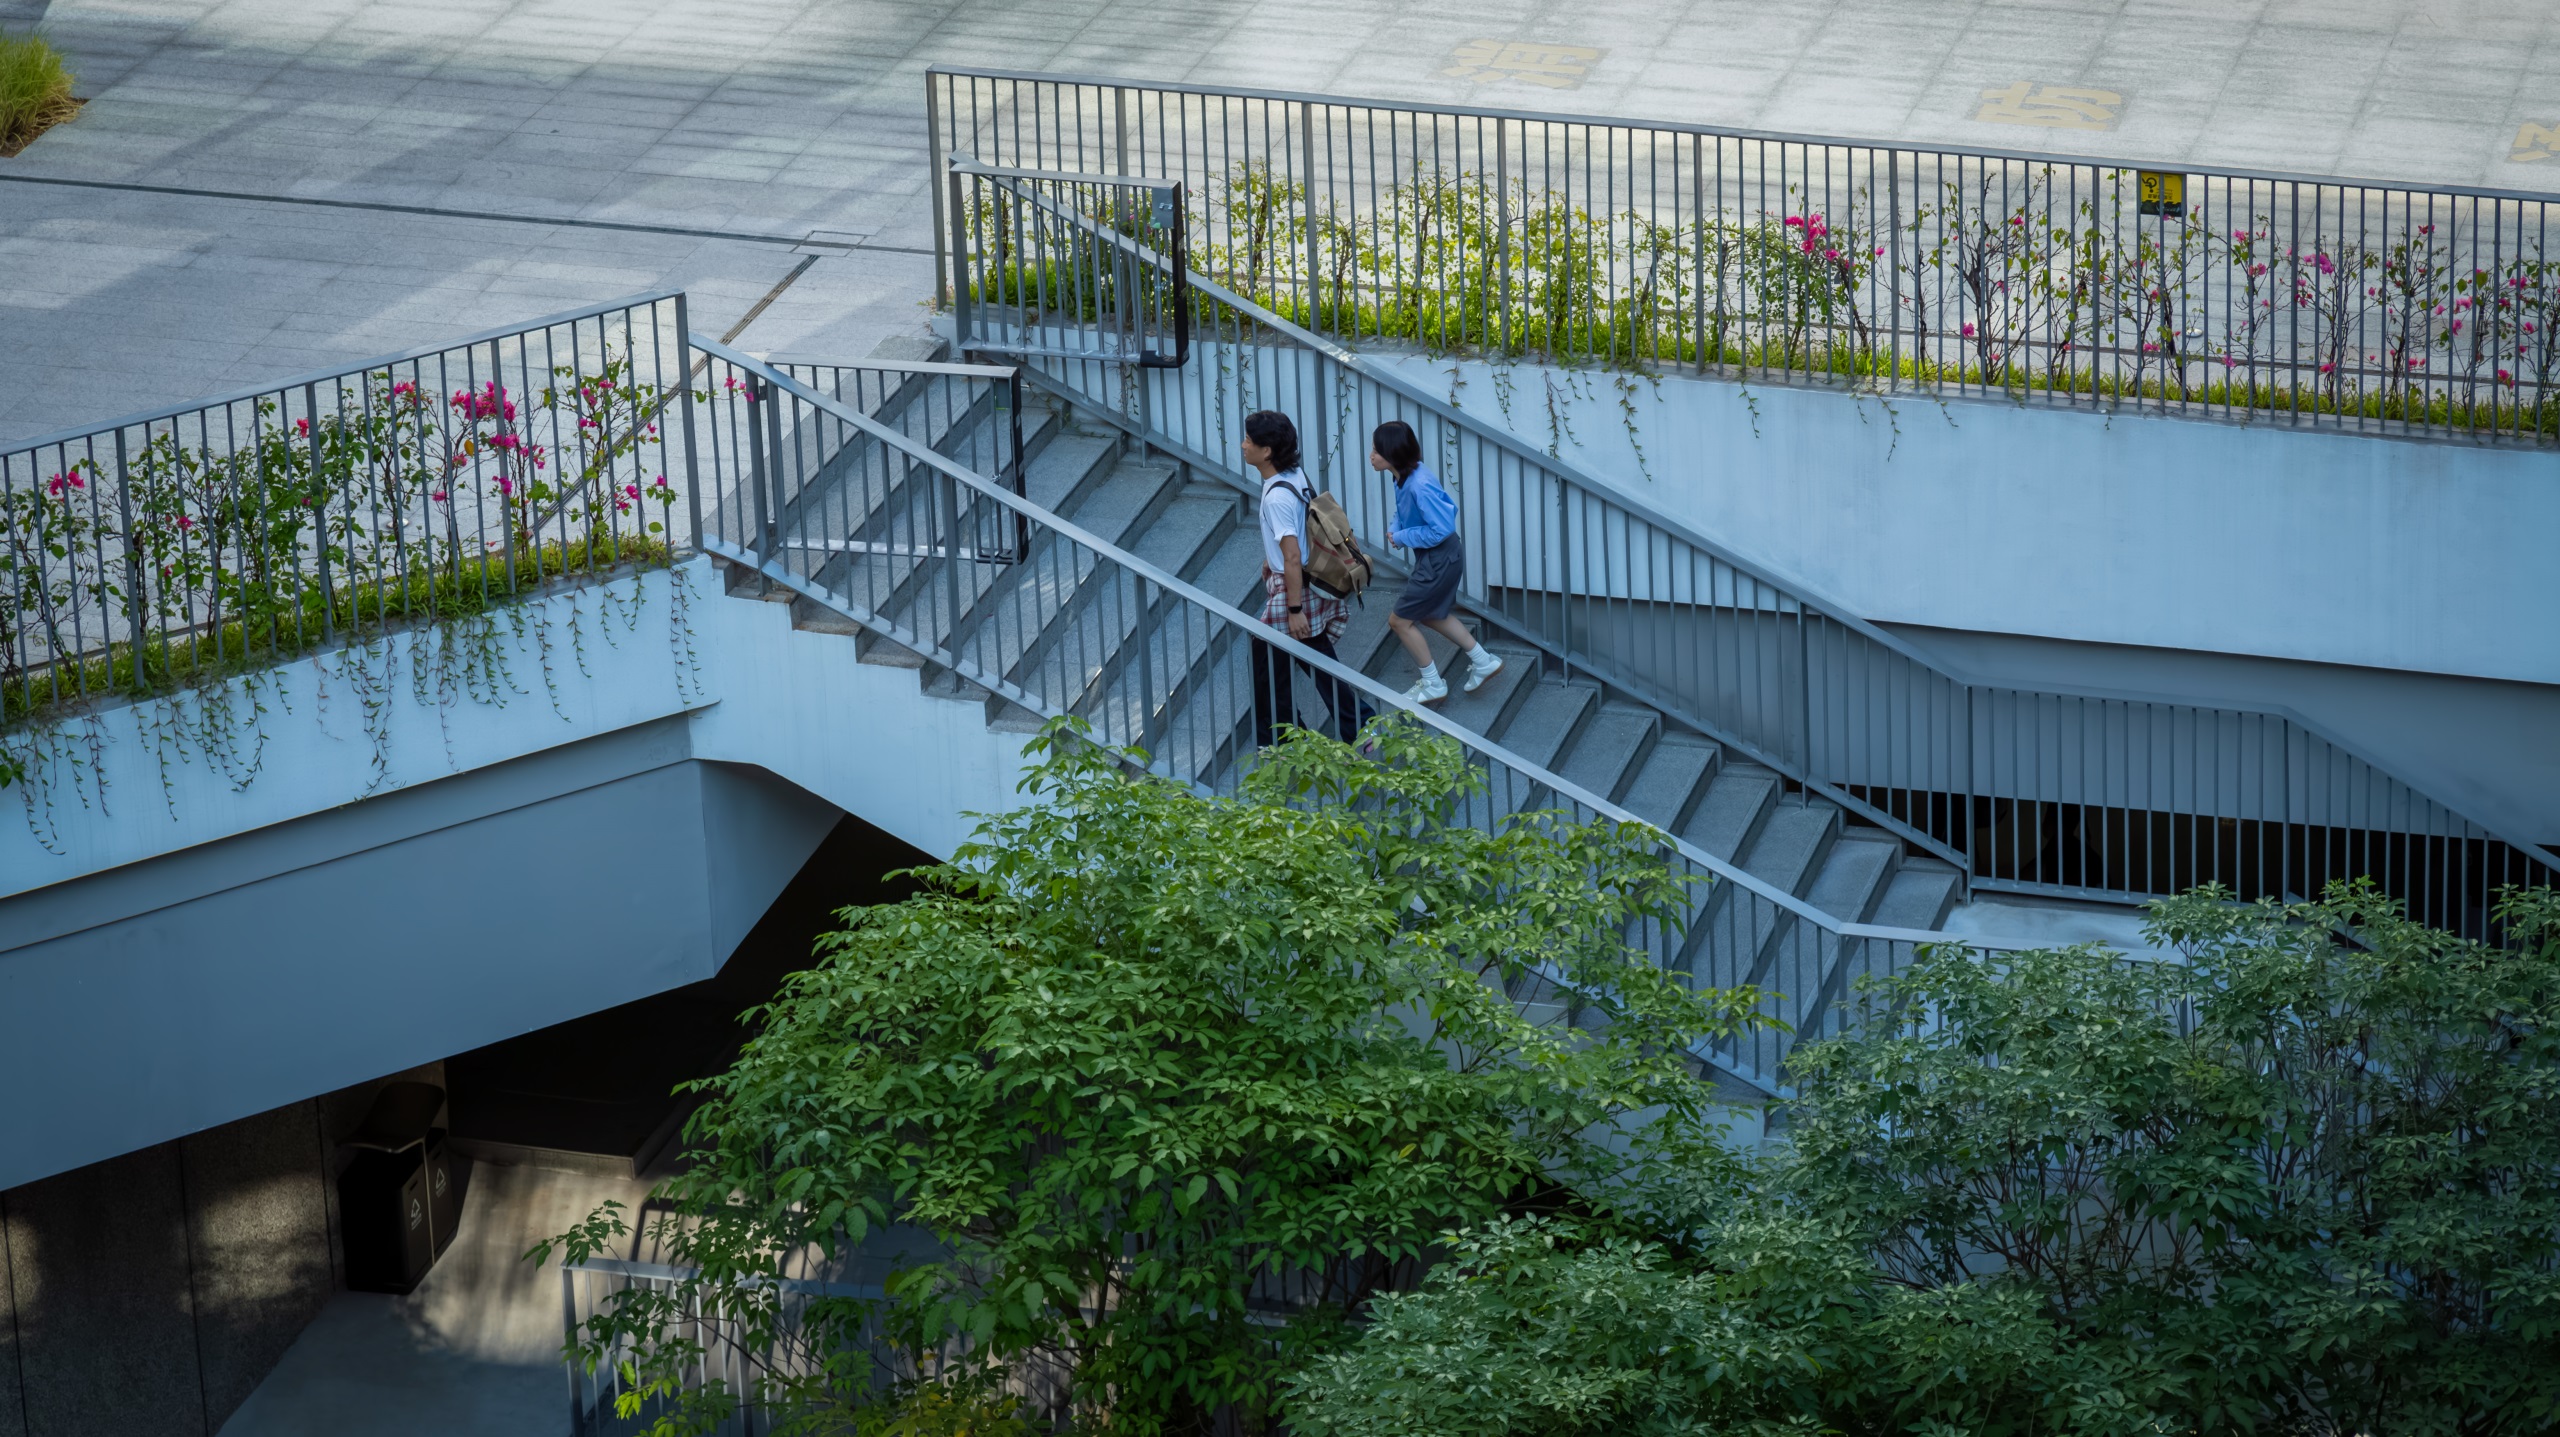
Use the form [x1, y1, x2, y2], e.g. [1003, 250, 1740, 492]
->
[1960, 322, 1976, 337]
[623, 482, 640, 498]
[430, 489, 450, 503]
[295, 417, 311, 436]
[450, 383, 517, 422]
[174, 514, 196, 531]
[46, 471, 83, 496]
[2499, 368, 2515, 385]
[2312, 252, 2336, 275]
[494, 477, 514, 496]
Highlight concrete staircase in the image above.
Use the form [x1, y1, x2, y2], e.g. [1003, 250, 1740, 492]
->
[719, 348, 1974, 1088]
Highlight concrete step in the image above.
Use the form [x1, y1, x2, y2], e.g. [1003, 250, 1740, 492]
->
[1023, 431, 1121, 514]
[1680, 761, 1779, 863]
[1870, 857, 1965, 932]
[1622, 734, 1720, 834]
[1061, 455, 1183, 548]
[1190, 523, 1268, 609]
[1492, 679, 1598, 773]
[1008, 496, 1235, 717]
[1803, 831, 1902, 926]
[854, 628, 927, 669]
[1737, 797, 1841, 899]
[1425, 643, 1539, 737]
[1553, 701, 1659, 807]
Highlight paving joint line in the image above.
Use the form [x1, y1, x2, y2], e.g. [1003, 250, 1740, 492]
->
[0, 173, 933, 255]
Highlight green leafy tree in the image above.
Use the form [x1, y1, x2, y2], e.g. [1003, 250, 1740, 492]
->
[1290, 882, 2560, 1437]
[542, 716, 1760, 1435]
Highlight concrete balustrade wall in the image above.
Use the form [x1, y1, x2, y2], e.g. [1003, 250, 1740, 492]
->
[0, 559, 1035, 1194]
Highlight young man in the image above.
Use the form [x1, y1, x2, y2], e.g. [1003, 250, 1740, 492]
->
[1241, 410, 1370, 747]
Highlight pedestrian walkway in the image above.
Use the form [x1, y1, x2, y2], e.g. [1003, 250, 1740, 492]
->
[214, 1159, 655, 1437]
[7, 0, 2558, 439]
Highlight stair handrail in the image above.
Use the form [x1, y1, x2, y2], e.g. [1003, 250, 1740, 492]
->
[959, 173, 2559, 884]
[686, 334, 2048, 963]
[1193, 280, 2560, 877]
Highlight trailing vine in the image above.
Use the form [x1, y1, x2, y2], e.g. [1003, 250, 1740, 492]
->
[2, 349, 702, 843]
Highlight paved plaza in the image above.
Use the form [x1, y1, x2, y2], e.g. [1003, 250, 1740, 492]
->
[6, 0, 2560, 440]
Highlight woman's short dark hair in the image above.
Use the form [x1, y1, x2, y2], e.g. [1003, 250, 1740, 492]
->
[1371, 419, 1423, 478]
[1244, 410, 1301, 473]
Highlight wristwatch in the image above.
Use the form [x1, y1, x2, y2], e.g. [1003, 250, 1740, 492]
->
[1286, 603, 1303, 614]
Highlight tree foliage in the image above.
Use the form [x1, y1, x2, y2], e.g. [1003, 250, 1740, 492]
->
[541, 716, 1760, 1435]
[1290, 882, 2560, 1437]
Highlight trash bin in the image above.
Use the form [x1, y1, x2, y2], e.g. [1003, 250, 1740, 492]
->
[339, 1146, 436, 1292]
[422, 1127, 462, 1258]
[339, 1081, 464, 1292]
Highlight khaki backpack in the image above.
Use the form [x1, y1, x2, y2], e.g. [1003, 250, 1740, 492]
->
[1266, 475, 1375, 599]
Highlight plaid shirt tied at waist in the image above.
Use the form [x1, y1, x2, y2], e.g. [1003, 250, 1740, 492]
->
[1259, 568, 1348, 642]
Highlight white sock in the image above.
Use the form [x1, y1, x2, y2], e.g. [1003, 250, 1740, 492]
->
[1467, 645, 1497, 668]
[1418, 662, 1441, 682]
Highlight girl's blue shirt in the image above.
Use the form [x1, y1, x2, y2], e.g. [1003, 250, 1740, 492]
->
[1390, 463, 1459, 550]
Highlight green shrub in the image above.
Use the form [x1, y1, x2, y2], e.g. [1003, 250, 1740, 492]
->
[539, 717, 1761, 1435]
[1291, 882, 2560, 1436]
[0, 31, 76, 155]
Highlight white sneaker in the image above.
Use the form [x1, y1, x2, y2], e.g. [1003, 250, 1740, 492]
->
[1404, 671, 1449, 705]
[1461, 649, 1505, 693]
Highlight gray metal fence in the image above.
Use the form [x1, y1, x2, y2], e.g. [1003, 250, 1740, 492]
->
[940, 163, 2560, 939]
[929, 66, 2560, 446]
[564, 1258, 884, 1437]
[1, 293, 698, 739]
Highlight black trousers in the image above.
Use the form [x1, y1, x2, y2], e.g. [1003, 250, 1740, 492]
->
[1251, 631, 1371, 747]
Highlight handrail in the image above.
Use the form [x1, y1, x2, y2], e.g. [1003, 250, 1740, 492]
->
[925, 64, 2560, 208]
[691, 337, 2063, 1095]
[947, 162, 2559, 930]
[929, 69, 2559, 454]
[565, 1256, 881, 1300]
[692, 334, 1929, 944]
[2, 289, 690, 454]
[1188, 274, 2560, 877]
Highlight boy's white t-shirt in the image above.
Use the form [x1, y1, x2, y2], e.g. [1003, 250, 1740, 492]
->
[1258, 467, 1310, 574]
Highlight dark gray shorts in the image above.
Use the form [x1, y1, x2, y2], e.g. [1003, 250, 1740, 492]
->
[1394, 533, 1464, 621]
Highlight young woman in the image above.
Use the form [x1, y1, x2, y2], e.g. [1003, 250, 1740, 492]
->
[1242, 410, 1370, 746]
[1374, 420, 1501, 704]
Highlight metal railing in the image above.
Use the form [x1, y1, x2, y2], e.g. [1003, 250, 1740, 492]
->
[564, 1258, 884, 1437]
[946, 158, 1191, 369]
[940, 165, 2560, 940]
[1, 293, 698, 735]
[929, 67, 2560, 446]
[687, 333, 2040, 1093]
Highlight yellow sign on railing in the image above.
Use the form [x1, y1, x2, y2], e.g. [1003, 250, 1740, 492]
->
[2137, 169, 2186, 217]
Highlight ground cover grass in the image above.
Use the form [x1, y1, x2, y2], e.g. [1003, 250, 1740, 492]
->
[0, 31, 78, 157]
